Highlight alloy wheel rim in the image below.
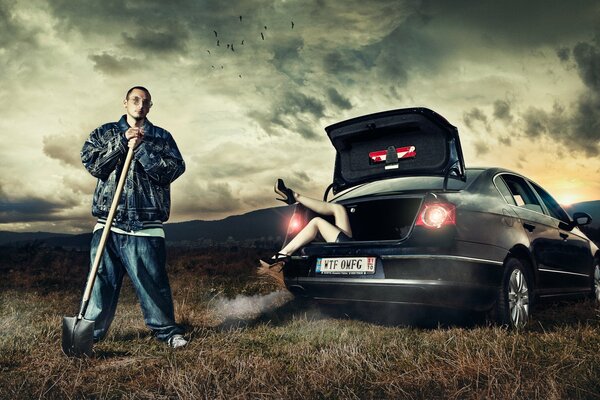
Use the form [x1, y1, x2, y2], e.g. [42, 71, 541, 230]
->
[594, 264, 600, 302]
[508, 269, 529, 328]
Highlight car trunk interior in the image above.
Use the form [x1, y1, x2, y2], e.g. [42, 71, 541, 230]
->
[289, 197, 423, 244]
[343, 197, 423, 241]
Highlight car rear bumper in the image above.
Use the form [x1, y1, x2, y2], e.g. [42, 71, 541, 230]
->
[284, 254, 505, 312]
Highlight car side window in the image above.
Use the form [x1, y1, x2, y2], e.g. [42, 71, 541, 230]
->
[499, 174, 544, 213]
[529, 181, 570, 223]
[493, 176, 517, 206]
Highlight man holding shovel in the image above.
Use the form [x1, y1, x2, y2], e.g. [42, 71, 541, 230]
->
[77, 86, 187, 350]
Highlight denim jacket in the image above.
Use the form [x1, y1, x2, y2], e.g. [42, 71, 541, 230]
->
[81, 115, 185, 231]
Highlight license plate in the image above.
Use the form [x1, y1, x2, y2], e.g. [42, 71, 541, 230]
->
[316, 257, 376, 275]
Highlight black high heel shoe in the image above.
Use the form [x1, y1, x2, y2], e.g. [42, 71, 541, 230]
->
[274, 179, 296, 205]
[260, 252, 291, 267]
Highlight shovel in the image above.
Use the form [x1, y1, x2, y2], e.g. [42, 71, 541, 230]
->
[62, 145, 135, 357]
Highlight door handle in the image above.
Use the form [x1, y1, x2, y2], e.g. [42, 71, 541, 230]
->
[523, 223, 536, 232]
[559, 233, 569, 241]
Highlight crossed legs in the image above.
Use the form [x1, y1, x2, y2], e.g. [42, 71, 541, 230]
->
[279, 191, 352, 256]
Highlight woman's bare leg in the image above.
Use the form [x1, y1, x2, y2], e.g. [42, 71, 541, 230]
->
[265, 185, 353, 261]
[293, 193, 352, 237]
[280, 217, 342, 255]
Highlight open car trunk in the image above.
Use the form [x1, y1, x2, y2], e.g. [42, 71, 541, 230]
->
[326, 108, 466, 194]
[344, 197, 423, 241]
[288, 196, 424, 244]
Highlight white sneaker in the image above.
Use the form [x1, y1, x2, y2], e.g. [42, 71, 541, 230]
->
[167, 334, 188, 349]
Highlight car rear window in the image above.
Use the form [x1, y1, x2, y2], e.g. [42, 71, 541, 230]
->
[529, 181, 570, 223]
[334, 169, 483, 200]
[494, 176, 517, 206]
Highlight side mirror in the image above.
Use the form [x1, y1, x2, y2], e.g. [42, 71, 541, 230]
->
[572, 212, 592, 227]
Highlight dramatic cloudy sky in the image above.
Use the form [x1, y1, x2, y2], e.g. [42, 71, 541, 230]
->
[1, 0, 600, 233]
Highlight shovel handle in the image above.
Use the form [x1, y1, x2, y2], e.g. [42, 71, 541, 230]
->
[78, 145, 135, 317]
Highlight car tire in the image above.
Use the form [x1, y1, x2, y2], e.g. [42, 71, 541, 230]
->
[592, 259, 600, 303]
[492, 257, 532, 329]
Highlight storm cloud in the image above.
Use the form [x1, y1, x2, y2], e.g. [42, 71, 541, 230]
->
[327, 88, 353, 110]
[463, 107, 490, 132]
[89, 53, 138, 76]
[0, 196, 78, 224]
[420, 0, 599, 48]
[0, 1, 38, 50]
[493, 100, 513, 123]
[122, 26, 189, 54]
[1, 0, 600, 233]
[510, 34, 600, 156]
[249, 91, 327, 140]
[42, 133, 87, 167]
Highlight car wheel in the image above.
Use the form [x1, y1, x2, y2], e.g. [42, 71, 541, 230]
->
[593, 260, 600, 303]
[493, 257, 532, 329]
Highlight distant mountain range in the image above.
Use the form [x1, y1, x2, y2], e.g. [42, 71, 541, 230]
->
[0, 206, 295, 249]
[1, 200, 599, 250]
[0, 231, 74, 246]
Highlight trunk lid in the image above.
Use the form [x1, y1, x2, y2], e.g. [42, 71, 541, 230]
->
[326, 108, 466, 194]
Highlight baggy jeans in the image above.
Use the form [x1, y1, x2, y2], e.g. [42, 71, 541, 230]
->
[83, 229, 183, 342]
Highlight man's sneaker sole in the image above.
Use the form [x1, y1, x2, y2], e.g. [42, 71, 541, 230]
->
[168, 334, 188, 348]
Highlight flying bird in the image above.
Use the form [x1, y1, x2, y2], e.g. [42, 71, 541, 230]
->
[261, 32, 264, 40]
[213, 30, 218, 37]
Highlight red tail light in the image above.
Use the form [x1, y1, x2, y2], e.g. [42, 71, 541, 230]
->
[286, 213, 306, 235]
[415, 202, 456, 229]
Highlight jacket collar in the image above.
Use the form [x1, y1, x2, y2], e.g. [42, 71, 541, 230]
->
[117, 115, 153, 134]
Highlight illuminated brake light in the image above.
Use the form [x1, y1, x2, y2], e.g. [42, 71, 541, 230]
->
[287, 214, 305, 234]
[415, 203, 456, 229]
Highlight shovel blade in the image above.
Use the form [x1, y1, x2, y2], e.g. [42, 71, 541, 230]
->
[62, 316, 94, 357]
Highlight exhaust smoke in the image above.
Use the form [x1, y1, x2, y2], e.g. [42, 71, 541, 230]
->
[211, 290, 293, 321]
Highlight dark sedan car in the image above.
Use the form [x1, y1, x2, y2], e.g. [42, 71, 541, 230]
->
[281, 108, 600, 328]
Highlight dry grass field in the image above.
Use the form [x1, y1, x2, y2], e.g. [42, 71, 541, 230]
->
[1, 245, 599, 399]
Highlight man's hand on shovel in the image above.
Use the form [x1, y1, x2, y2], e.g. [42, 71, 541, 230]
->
[125, 127, 144, 149]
